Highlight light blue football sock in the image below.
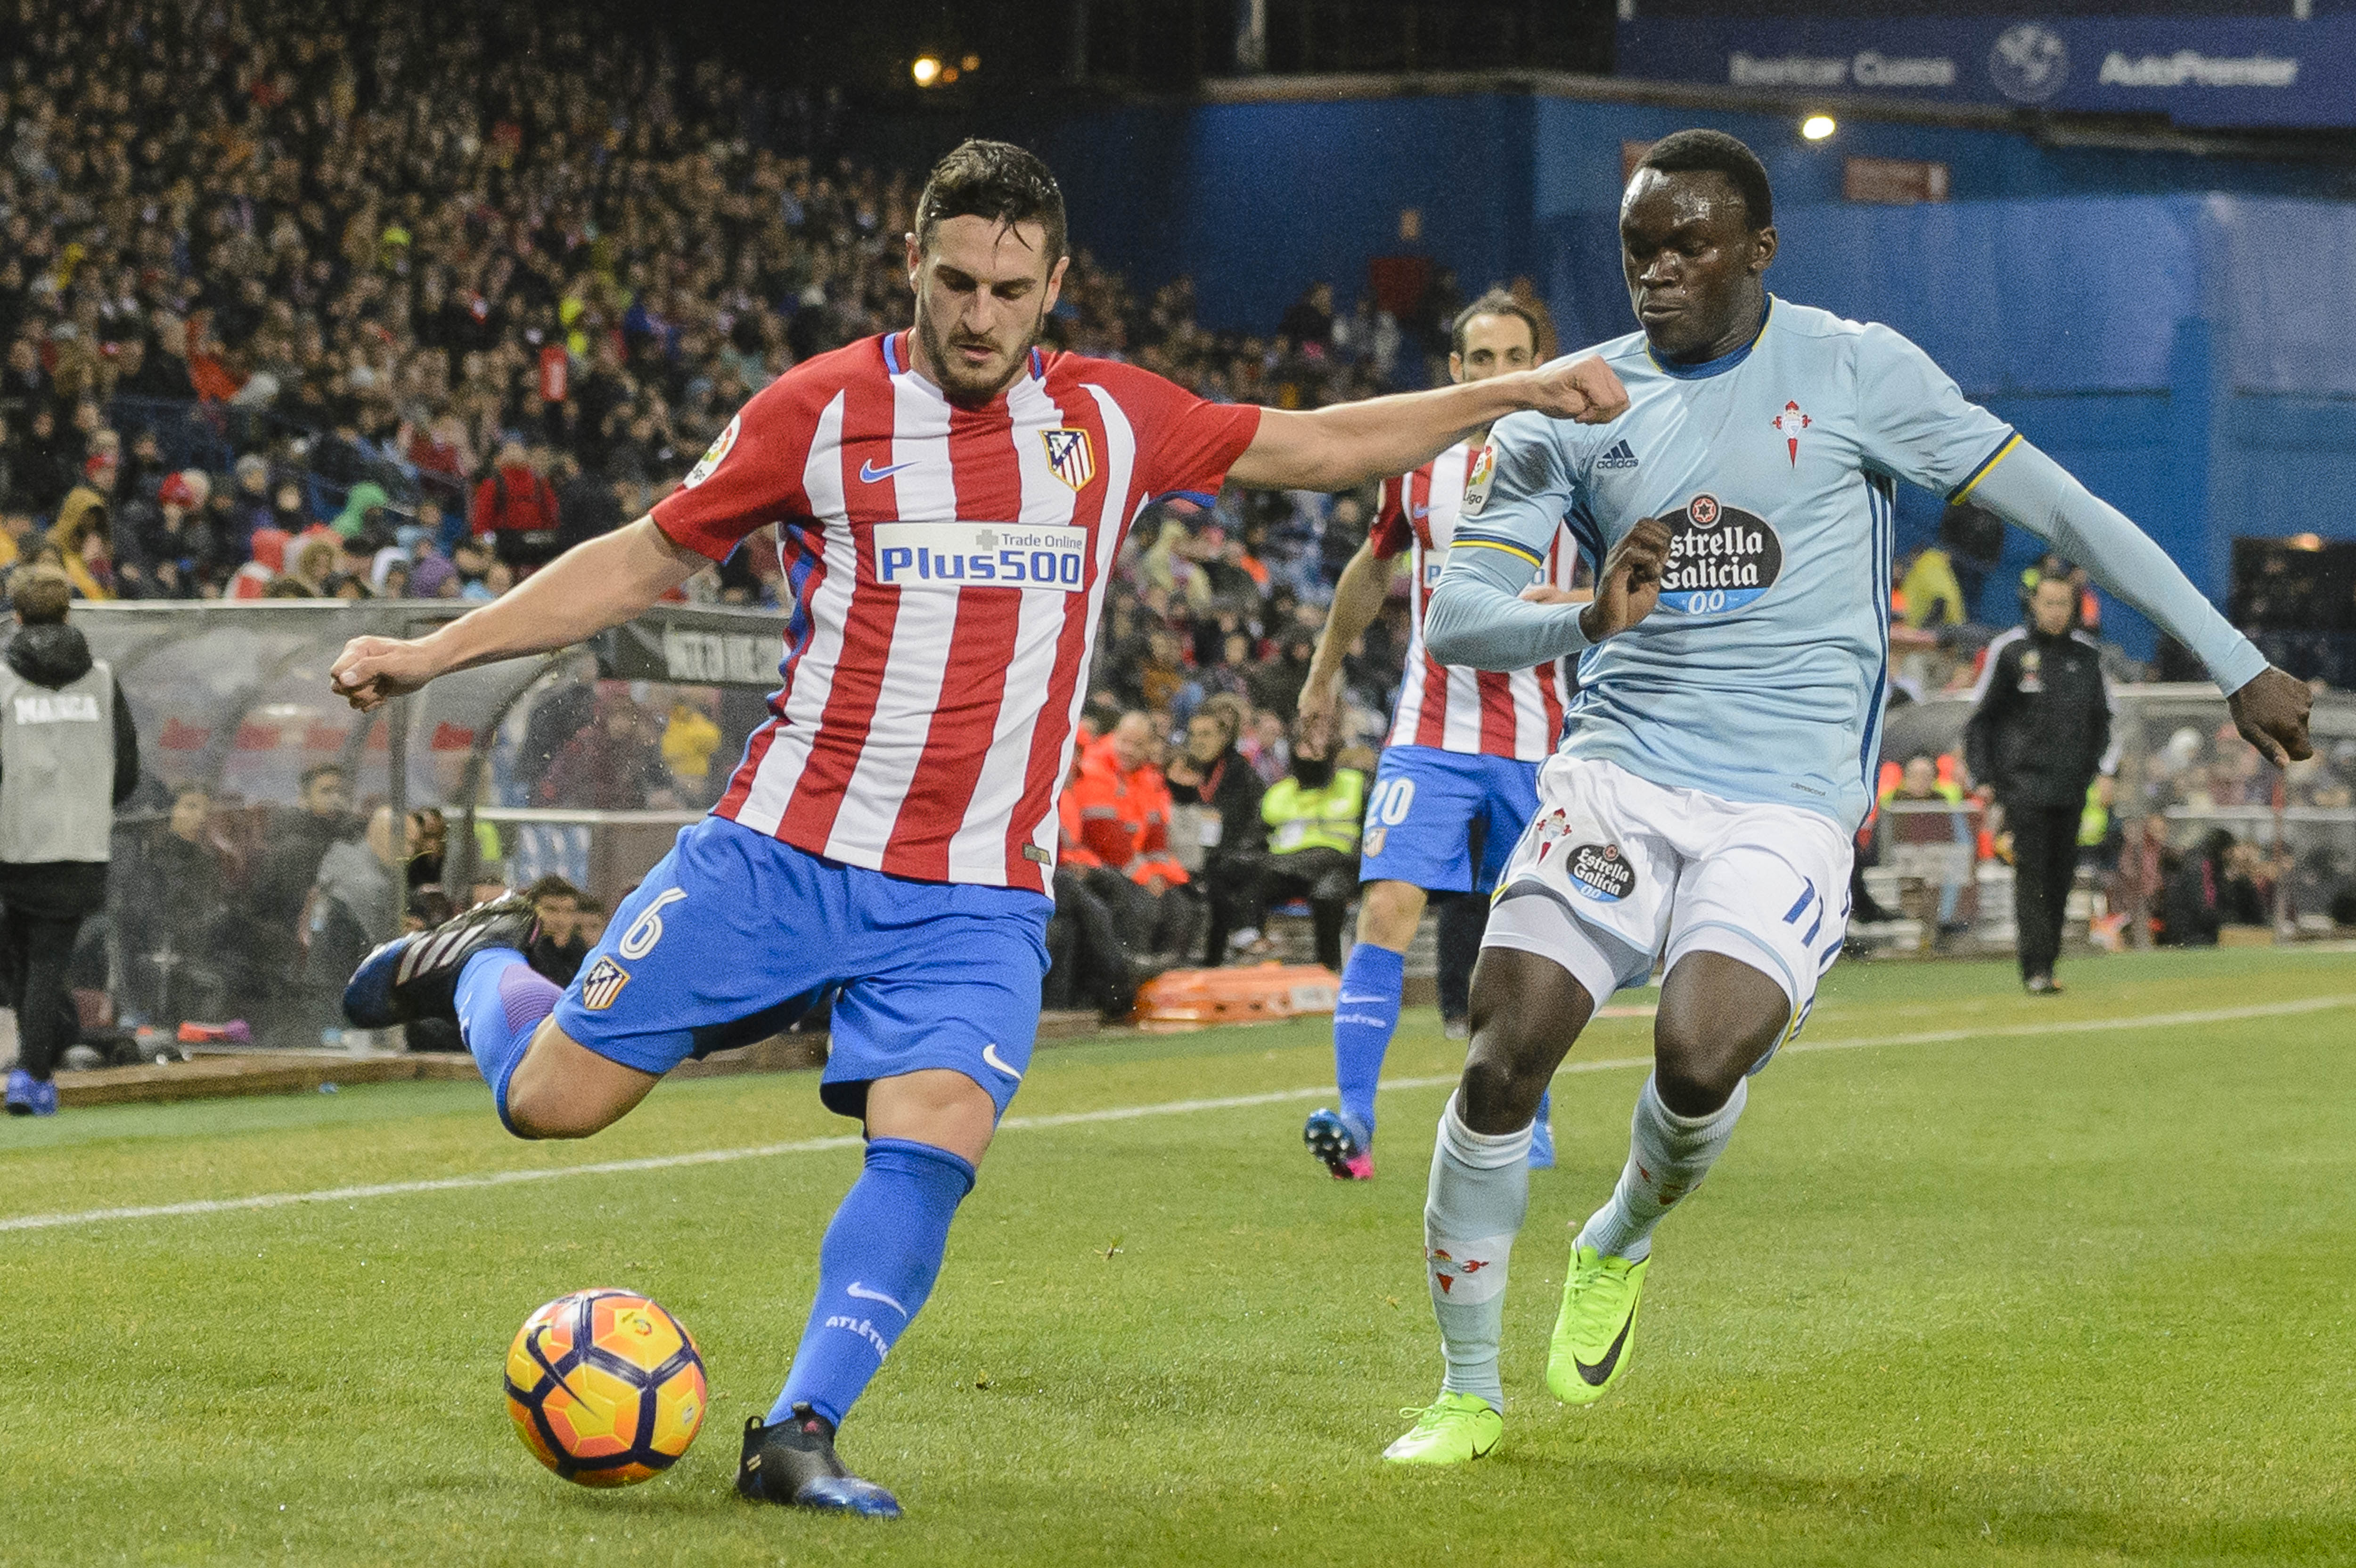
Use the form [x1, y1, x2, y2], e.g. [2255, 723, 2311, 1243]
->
[773, 1137, 976, 1429]
[1333, 943, 1406, 1146]
[453, 948, 556, 1136]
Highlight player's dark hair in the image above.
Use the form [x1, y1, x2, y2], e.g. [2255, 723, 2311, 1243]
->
[1450, 288, 1542, 359]
[916, 139, 1068, 262]
[1634, 130, 1774, 230]
[525, 874, 585, 905]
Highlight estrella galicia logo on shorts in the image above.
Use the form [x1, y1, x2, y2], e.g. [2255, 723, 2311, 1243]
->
[1661, 493, 1781, 616]
[1565, 842, 1636, 902]
[579, 955, 631, 1011]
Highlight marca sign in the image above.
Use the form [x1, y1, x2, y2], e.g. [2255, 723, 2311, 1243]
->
[1619, 13, 2356, 128]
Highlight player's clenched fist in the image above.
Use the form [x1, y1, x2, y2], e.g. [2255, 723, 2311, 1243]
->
[330, 635, 442, 712]
[1579, 515, 1672, 642]
[1523, 356, 1630, 426]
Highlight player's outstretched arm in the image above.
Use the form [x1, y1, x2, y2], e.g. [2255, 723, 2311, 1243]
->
[1299, 538, 1400, 737]
[1424, 517, 1671, 671]
[1966, 441, 2314, 765]
[1227, 357, 1628, 493]
[329, 518, 704, 712]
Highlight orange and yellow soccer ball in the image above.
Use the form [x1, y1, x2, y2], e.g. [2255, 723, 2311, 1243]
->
[504, 1289, 707, 1487]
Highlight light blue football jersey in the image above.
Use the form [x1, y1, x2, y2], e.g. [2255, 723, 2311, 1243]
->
[1452, 296, 2015, 835]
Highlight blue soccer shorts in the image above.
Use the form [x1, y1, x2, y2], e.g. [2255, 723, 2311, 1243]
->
[1358, 744, 1543, 896]
[552, 816, 1052, 1120]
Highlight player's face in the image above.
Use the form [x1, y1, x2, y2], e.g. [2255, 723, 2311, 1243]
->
[1448, 313, 1537, 385]
[1619, 168, 1776, 364]
[907, 215, 1069, 406]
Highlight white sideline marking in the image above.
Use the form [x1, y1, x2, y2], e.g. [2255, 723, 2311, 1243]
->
[4, 995, 2349, 1237]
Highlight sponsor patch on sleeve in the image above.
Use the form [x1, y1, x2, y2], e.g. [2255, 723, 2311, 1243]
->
[1461, 442, 1497, 516]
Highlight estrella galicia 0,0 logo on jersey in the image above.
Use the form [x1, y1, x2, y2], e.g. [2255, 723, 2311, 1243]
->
[1660, 492, 1781, 615]
[1565, 842, 1636, 902]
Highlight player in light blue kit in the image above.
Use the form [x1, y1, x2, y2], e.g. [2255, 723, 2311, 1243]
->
[1382, 130, 2315, 1465]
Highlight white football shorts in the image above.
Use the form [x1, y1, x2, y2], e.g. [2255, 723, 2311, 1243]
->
[1483, 756, 1855, 1035]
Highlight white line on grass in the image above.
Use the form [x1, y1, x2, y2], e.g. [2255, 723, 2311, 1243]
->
[5, 994, 2349, 1236]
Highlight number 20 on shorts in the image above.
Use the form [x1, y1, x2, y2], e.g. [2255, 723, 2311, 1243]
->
[1367, 777, 1416, 827]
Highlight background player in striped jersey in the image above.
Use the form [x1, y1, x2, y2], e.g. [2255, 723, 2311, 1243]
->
[1378, 128, 2312, 1468]
[1297, 289, 1581, 1181]
[325, 140, 1629, 1517]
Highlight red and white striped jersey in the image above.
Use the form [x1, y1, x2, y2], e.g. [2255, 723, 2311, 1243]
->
[653, 331, 1261, 892]
[1371, 441, 1576, 761]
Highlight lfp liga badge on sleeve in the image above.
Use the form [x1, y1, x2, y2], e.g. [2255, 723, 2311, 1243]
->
[1042, 428, 1096, 491]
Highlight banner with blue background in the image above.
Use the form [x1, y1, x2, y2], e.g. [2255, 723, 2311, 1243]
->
[1616, 13, 2356, 128]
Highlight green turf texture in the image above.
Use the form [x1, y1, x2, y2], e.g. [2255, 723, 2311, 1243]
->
[4, 947, 2353, 1566]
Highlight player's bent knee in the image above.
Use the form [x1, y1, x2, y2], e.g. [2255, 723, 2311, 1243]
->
[503, 1021, 659, 1140]
[1355, 880, 1425, 951]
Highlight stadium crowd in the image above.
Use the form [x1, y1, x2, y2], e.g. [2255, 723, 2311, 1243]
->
[0, 0, 2344, 1054]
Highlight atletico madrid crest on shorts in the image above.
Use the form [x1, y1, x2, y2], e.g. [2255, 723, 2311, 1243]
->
[1041, 428, 1096, 491]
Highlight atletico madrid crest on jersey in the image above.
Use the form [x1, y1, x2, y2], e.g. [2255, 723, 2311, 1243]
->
[1041, 428, 1096, 491]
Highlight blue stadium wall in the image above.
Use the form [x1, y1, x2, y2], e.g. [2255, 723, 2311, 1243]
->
[1031, 92, 2356, 658]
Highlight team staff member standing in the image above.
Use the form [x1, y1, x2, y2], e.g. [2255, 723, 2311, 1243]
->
[1965, 574, 2115, 995]
[1, 573, 139, 1117]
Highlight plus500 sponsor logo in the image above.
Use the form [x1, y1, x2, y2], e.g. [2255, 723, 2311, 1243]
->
[872, 521, 1089, 591]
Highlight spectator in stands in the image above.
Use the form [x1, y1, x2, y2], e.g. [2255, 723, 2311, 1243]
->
[1164, 695, 1266, 965]
[1047, 747, 1152, 1021]
[1965, 575, 2113, 995]
[525, 875, 592, 986]
[123, 785, 233, 1021]
[538, 686, 663, 810]
[0, 573, 139, 1115]
[472, 441, 562, 570]
[1880, 752, 1974, 940]
[49, 454, 117, 599]
[1068, 711, 1202, 965]
[2159, 828, 2266, 946]
[308, 805, 403, 988]
[1252, 713, 1366, 972]
[661, 690, 724, 809]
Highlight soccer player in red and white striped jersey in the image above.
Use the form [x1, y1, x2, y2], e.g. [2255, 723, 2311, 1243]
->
[1299, 292, 1584, 1183]
[330, 142, 1627, 1515]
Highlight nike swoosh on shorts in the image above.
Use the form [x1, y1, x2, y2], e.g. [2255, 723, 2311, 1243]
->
[981, 1042, 1023, 1079]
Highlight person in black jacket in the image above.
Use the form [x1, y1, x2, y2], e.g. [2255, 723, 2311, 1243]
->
[1964, 574, 2114, 994]
[1165, 696, 1267, 964]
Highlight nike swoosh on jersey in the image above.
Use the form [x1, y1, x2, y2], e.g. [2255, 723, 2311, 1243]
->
[859, 458, 917, 483]
[1574, 1310, 1636, 1386]
[845, 1281, 908, 1316]
[1408, 504, 1431, 519]
[981, 1042, 1023, 1079]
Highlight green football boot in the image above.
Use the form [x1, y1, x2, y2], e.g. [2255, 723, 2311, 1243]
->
[1546, 1243, 1650, 1406]
[1382, 1391, 1503, 1465]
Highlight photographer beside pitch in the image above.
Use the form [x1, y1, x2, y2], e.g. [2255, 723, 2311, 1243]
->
[1381, 129, 2312, 1465]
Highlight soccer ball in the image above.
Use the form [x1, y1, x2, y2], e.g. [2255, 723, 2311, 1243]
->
[504, 1289, 707, 1487]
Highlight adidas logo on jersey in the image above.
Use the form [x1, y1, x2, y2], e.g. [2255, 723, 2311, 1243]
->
[1595, 440, 1639, 471]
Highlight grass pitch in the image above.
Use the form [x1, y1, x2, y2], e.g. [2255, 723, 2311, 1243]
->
[5, 947, 2355, 1567]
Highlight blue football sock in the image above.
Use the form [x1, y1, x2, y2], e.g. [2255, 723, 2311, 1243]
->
[1333, 943, 1406, 1146]
[1538, 1088, 1553, 1127]
[453, 948, 556, 1135]
[773, 1137, 976, 1429]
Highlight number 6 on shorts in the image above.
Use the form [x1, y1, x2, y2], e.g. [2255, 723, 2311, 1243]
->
[618, 888, 688, 960]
